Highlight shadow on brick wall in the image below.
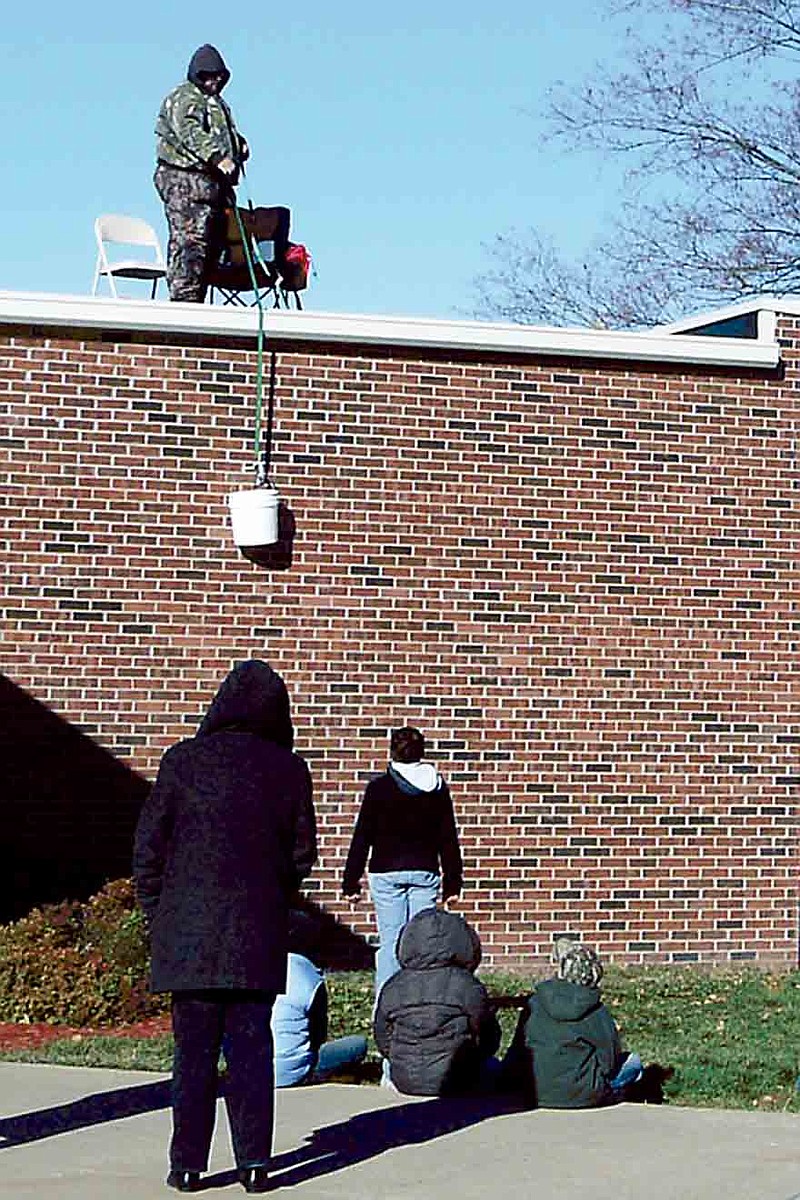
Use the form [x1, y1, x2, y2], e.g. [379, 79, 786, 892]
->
[238, 502, 296, 570]
[290, 894, 375, 972]
[0, 674, 148, 924]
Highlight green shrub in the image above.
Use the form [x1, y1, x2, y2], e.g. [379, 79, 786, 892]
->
[0, 879, 168, 1026]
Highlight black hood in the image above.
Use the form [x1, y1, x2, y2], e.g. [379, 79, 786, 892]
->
[187, 44, 231, 89]
[397, 908, 482, 972]
[536, 977, 602, 1022]
[196, 660, 293, 747]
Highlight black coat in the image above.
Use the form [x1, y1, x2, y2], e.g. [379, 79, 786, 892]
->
[342, 769, 463, 899]
[133, 661, 317, 993]
[373, 908, 500, 1096]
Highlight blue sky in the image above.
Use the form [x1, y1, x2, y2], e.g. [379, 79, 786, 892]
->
[1, 1, 626, 319]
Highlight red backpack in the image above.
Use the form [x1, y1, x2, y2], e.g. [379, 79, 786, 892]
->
[279, 243, 311, 293]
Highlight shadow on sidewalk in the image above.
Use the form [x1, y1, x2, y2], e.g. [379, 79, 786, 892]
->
[204, 1093, 525, 1191]
[0, 1079, 171, 1147]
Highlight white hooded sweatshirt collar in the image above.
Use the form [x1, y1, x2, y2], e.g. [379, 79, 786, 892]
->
[389, 760, 441, 793]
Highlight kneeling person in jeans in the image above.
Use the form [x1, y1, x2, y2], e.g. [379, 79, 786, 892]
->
[273, 912, 367, 1087]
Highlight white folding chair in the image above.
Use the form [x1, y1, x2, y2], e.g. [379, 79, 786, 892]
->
[92, 214, 166, 299]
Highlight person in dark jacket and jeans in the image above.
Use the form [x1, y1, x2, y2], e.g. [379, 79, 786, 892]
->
[133, 660, 317, 1195]
[342, 726, 463, 1000]
[374, 907, 500, 1096]
[502, 938, 642, 1108]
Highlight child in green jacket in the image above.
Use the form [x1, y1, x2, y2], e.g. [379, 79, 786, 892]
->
[502, 939, 641, 1108]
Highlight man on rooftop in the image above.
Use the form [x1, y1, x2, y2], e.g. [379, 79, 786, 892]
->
[154, 45, 249, 303]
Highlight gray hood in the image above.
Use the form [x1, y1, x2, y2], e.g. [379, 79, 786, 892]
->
[397, 907, 481, 972]
[196, 660, 293, 748]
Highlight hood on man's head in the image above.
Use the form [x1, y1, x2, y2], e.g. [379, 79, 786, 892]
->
[196, 660, 293, 747]
[187, 44, 231, 89]
[397, 907, 482, 973]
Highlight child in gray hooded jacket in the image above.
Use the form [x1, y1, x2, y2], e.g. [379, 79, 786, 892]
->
[374, 907, 500, 1096]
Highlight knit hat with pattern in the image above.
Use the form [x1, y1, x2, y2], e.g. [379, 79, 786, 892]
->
[553, 937, 603, 988]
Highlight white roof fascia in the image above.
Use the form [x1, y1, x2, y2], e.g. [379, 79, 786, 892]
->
[0, 289, 779, 369]
[759, 308, 778, 344]
[654, 294, 800, 338]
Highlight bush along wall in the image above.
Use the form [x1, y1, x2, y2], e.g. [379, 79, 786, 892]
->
[0, 879, 168, 1026]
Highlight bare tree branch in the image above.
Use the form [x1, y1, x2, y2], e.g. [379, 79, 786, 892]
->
[479, 1, 800, 326]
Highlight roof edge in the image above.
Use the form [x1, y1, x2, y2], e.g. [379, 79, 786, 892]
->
[0, 289, 780, 369]
[654, 293, 800, 336]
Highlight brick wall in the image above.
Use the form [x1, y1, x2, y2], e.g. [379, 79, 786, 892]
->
[1, 315, 797, 966]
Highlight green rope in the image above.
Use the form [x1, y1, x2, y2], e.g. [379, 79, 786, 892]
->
[231, 202, 266, 485]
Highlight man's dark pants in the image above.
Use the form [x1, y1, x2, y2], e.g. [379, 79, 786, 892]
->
[170, 989, 277, 1172]
[154, 163, 226, 303]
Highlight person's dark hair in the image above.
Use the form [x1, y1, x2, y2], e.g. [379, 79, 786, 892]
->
[390, 726, 425, 763]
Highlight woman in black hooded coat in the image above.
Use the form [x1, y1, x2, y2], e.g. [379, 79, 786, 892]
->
[133, 660, 316, 1194]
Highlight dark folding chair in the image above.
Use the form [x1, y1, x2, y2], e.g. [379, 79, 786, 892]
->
[208, 205, 303, 308]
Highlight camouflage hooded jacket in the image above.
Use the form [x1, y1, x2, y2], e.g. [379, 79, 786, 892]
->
[155, 44, 246, 175]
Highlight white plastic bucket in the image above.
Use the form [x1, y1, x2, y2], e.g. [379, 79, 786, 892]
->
[228, 487, 280, 546]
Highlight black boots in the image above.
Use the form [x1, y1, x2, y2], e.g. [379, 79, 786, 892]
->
[238, 1166, 270, 1193]
[166, 1170, 201, 1192]
[166, 1165, 269, 1192]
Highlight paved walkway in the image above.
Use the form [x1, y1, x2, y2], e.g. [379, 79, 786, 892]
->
[0, 1063, 798, 1200]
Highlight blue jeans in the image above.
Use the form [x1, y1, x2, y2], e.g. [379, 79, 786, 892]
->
[309, 1035, 368, 1082]
[368, 870, 440, 999]
[610, 1051, 643, 1092]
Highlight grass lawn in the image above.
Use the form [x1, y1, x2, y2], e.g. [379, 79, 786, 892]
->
[2, 968, 799, 1111]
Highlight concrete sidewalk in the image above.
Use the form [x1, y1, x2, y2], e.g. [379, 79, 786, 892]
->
[0, 1063, 798, 1200]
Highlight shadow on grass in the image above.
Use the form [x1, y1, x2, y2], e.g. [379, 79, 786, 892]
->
[626, 1064, 674, 1105]
[0, 1079, 171, 1147]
